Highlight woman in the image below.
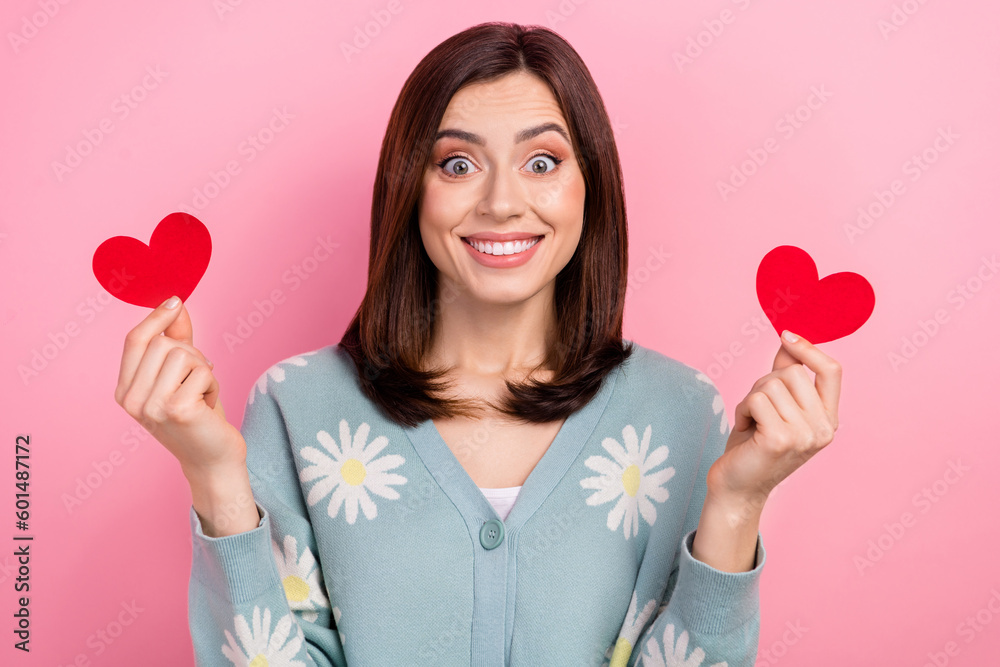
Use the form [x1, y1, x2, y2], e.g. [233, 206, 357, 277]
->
[115, 21, 841, 667]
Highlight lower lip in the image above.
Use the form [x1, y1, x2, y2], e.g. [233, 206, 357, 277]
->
[462, 236, 543, 268]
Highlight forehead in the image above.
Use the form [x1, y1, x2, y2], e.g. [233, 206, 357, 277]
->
[438, 71, 567, 130]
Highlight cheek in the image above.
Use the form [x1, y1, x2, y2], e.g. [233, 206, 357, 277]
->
[419, 177, 473, 223]
[536, 172, 586, 223]
[418, 179, 468, 266]
[417, 182, 450, 251]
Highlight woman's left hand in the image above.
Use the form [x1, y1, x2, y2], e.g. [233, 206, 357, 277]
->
[706, 329, 842, 505]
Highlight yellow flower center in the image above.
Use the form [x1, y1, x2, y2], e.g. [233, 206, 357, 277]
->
[609, 636, 633, 667]
[622, 464, 641, 497]
[341, 458, 366, 486]
[283, 575, 310, 602]
[250, 655, 268, 667]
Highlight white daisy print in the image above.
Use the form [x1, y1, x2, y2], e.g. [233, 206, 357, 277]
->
[249, 351, 320, 405]
[221, 605, 306, 667]
[271, 534, 330, 622]
[640, 623, 727, 667]
[694, 373, 728, 435]
[299, 419, 407, 524]
[332, 606, 345, 645]
[581, 423, 675, 540]
[605, 590, 659, 667]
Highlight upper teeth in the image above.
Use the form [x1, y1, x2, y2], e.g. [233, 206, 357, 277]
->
[466, 237, 540, 256]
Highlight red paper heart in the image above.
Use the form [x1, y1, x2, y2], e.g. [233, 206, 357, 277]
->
[756, 245, 874, 344]
[92, 212, 211, 307]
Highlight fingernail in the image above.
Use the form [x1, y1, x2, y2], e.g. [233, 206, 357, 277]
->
[163, 296, 180, 309]
[206, 359, 214, 368]
[782, 330, 799, 343]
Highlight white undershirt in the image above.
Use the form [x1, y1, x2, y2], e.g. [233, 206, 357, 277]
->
[477, 485, 522, 521]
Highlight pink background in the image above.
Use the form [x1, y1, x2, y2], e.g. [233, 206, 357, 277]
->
[2, 0, 998, 665]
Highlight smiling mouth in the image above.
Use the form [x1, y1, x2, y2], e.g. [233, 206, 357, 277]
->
[462, 236, 543, 256]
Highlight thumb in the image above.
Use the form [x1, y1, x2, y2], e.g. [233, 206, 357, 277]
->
[163, 299, 194, 346]
[771, 340, 798, 372]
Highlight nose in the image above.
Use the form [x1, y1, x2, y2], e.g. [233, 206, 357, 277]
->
[476, 163, 528, 221]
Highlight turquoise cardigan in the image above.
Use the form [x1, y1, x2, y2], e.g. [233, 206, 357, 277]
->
[188, 340, 765, 666]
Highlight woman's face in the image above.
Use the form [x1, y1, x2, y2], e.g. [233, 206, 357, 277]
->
[418, 70, 586, 307]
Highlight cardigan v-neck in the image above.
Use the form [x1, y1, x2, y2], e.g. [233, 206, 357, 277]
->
[477, 486, 521, 521]
[402, 361, 621, 533]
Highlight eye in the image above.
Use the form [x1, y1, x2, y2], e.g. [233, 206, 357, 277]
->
[434, 151, 564, 178]
[526, 153, 562, 174]
[436, 155, 480, 177]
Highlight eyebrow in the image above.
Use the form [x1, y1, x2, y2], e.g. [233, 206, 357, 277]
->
[433, 122, 571, 147]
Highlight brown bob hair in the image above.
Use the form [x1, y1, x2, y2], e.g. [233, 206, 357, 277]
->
[338, 21, 634, 428]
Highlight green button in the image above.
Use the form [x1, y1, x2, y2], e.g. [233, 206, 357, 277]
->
[479, 519, 504, 550]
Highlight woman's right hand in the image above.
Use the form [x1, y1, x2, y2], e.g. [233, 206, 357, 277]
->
[114, 295, 259, 536]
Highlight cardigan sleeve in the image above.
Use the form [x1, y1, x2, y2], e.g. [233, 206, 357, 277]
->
[186, 379, 347, 667]
[627, 381, 767, 667]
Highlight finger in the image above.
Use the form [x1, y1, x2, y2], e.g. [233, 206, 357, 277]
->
[120, 340, 181, 419]
[124, 337, 210, 415]
[771, 342, 798, 372]
[775, 330, 842, 424]
[775, 363, 825, 414]
[145, 347, 204, 422]
[162, 301, 212, 372]
[173, 361, 219, 412]
[150, 351, 218, 418]
[755, 377, 812, 429]
[733, 386, 782, 434]
[776, 363, 831, 435]
[117, 296, 185, 403]
[164, 300, 195, 347]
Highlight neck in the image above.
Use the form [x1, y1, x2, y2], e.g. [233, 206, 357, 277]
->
[424, 275, 557, 379]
